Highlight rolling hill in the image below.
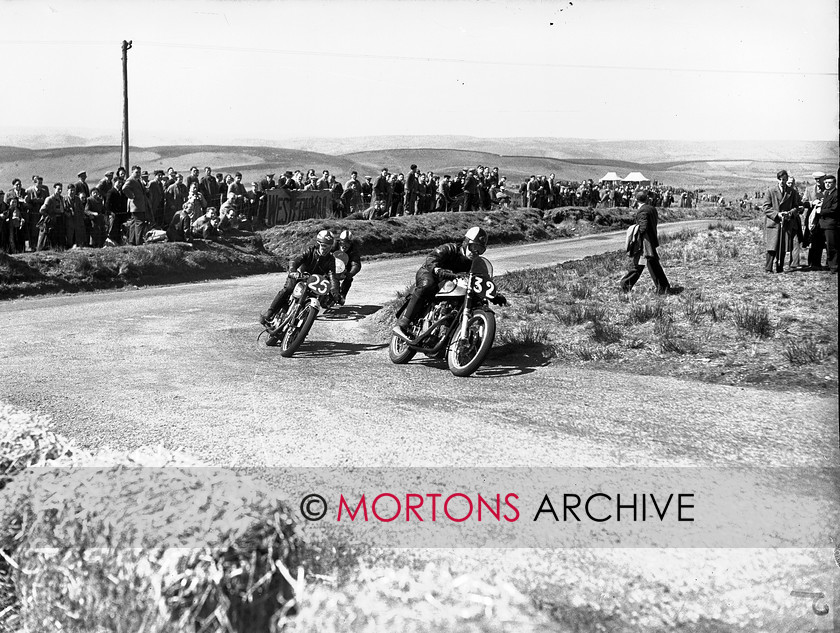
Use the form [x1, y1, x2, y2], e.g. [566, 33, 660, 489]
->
[0, 139, 835, 196]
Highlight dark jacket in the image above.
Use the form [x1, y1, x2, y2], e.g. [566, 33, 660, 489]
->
[635, 203, 660, 258]
[420, 242, 472, 275]
[819, 186, 838, 230]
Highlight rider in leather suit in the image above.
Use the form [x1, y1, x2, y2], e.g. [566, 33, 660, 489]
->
[260, 229, 341, 326]
[332, 229, 362, 299]
[393, 226, 506, 338]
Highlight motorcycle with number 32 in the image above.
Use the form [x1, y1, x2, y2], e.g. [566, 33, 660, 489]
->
[389, 256, 500, 377]
[263, 272, 334, 356]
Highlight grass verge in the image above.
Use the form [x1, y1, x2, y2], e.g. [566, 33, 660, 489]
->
[491, 223, 838, 393]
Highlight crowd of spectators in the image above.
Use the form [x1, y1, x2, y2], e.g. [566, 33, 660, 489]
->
[2, 159, 789, 254]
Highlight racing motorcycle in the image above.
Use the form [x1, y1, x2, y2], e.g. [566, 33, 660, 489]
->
[388, 256, 499, 377]
[261, 272, 336, 357]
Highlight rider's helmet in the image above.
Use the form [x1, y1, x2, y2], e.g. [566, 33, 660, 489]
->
[338, 229, 353, 251]
[316, 229, 335, 254]
[462, 226, 488, 260]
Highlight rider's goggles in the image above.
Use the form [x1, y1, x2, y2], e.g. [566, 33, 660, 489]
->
[466, 242, 486, 256]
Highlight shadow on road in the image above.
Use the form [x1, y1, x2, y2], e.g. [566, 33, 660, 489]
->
[413, 343, 554, 378]
[292, 340, 388, 358]
[320, 304, 382, 322]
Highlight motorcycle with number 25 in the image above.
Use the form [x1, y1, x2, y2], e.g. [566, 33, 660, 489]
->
[389, 256, 502, 377]
[262, 272, 335, 357]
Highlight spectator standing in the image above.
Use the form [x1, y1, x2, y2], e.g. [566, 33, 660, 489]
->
[803, 171, 826, 269]
[147, 170, 166, 227]
[373, 167, 389, 214]
[25, 175, 49, 251]
[164, 174, 188, 226]
[123, 165, 151, 245]
[64, 183, 87, 248]
[216, 172, 228, 205]
[7, 200, 27, 253]
[200, 167, 220, 213]
[37, 183, 64, 251]
[361, 176, 372, 207]
[404, 164, 419, 216]
[463, 169, 478, 212]
[105, 176, 127, 244]
[390, 173, 405, 217]
[620, 191, 671, 294]
[228, 172, 247, 212]
[74, 171, 90, 199]
[761, 169, 797, 273]
[818, 173, 838, 273]
[85, 188, 107, 247]
[186, 166, 201, 191]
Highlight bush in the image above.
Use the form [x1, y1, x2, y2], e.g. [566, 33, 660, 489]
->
[591, 317, 622, 344]
[783, 338, 835, 365]
[498, 323, 551, 347]
[628, 299, 666, 324]
[732, 303, 774, 338]
[680, 292, 703, 324]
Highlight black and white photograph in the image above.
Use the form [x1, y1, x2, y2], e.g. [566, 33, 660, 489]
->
[1, 0, 838, 631]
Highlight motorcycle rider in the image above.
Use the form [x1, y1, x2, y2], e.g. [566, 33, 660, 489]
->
[259, 229, 342, 326]
[331, 229, 362, 300]
[393, 226, 507, 338]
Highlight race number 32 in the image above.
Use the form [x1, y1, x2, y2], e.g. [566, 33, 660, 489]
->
[471, 277, 496, 299]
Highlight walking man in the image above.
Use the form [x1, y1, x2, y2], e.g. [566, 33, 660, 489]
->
[620, 191, 671, 294]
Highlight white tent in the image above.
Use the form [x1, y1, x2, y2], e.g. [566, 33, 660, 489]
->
[599, 172, 622, 182]
[622, 171, 650, 183]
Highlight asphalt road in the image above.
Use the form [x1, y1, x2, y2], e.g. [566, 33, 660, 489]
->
[4, 220, 838, 630]
[2, 219, 836, 470]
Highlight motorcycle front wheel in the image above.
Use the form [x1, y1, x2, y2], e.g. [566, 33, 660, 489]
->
[446, 309, 496, 377]
[388, 330, 417, 364]
[280, 304, 318, 357]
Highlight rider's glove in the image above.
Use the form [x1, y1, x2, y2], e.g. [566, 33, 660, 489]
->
[288, 270, 302, 279]
[491, 293, 508, 307]
[435, 268, 456, 280]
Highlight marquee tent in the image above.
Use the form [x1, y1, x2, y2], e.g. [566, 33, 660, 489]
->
[599, 172, 622, 182]
[622, 171, 650, 184]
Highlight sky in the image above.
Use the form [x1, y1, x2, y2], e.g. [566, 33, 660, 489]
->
[0, 0, 837, 145]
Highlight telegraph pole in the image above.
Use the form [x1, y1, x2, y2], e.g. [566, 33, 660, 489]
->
[120, 40, 133, 171]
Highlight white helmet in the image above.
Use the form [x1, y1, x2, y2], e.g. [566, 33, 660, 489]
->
[316, 229, 335, 247]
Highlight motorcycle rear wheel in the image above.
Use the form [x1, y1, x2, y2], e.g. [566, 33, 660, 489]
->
[446, 309, 496, 377]
[280, 304, 318, 357]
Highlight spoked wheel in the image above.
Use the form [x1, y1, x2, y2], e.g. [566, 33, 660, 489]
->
[280, 305, 318, 357]
[388, 328, 417, 364]
[446, 309, 496, 377]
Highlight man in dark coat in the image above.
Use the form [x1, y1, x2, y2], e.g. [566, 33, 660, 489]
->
[106, 177, 128, 244]
[761, 169, 797, 273]
[123, 165, 151, 245]
[164, 174, 188, 226]
[200, 167, 220, 215]
[818, 173, 838, 273]
[147, 170, 167, 228]
[620, 191, 671, 294]
[803, 171, 826, 269]
[75, 171, 91, 199]
[404, 164, 419, 216]
[372, 168, 390, 213]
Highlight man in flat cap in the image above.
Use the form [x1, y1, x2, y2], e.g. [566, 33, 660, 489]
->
[803, 171, 826, 269]
[75, 171, 90, 199]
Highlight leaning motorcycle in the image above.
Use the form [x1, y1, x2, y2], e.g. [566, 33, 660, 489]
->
[389, 256, 498, 377]
[262, 272, 334, 357]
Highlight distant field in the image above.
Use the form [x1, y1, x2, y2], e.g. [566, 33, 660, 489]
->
[1, 141, 835, 198]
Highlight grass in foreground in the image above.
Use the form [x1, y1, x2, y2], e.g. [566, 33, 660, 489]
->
[493, 223, 838, 393]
